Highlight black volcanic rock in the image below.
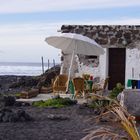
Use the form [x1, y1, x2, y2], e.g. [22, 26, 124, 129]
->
[3, 96, 16, 106]
[0, 108, 33, 122]
[2, 65, 60, 90]
[37, 65, 60, 90]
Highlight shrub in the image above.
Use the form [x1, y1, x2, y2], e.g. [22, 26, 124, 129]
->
[15, 93, 21, 98]
[82, 94, 140, 140]
[32, 97, 77, 108]
[88, 99, 110, 109]
[109, 83, 124, 99]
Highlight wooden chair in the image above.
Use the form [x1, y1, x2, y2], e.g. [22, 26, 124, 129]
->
[53, 74, 68, 94]
[92, 77, 109, 95]
[73, 77, 85, 98]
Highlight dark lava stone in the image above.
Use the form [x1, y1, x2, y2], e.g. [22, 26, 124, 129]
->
[3, 96, 16, 106]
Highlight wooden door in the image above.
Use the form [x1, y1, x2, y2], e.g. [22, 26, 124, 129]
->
[108, 48, 126, 90]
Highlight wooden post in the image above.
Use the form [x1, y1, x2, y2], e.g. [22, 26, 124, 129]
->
[41, 56, 45, 74]
[53, 59, 55, 67]
[48, 59, 50, 69]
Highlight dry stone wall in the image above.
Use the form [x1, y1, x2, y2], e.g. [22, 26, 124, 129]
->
[61, 25, 140, 48]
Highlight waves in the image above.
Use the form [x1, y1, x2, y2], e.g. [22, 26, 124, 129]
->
[0, 62, 56, 76]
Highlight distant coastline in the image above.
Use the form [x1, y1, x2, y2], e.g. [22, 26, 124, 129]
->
[0, 62, 60, 76]
[0, 62, 59, 66]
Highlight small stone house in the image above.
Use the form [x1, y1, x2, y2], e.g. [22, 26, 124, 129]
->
[60, 25, 140, 90]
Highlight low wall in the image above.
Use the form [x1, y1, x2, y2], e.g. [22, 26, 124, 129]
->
[123, 89, 140, 116]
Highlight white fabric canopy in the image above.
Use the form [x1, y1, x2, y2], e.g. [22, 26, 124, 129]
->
[45, 33, 104, 56]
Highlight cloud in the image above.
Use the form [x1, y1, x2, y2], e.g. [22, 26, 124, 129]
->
[0, 23, 61, 36]
[0, 17, 140, 62]
[0, 22, 62, 62]
[0, 0, 140, 13]
[86, 18, 140, 25]
[1, 17, 139, 42]
[0, 17, 140, 48]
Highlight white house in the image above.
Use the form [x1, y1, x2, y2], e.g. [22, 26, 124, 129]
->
[60, 25, 140, 90]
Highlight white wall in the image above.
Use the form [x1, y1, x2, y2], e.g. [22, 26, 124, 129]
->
[125, 48, 140, 88]
[76, 48, 107, 80]
[98, 47, 140, 88]
[74, 47, 140, 88]
[99, 48, 108, 80]
[60, 48, 108, 81]
[100, 48, 140, 88]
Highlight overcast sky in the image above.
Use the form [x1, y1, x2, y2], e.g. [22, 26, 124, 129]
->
[0, 0, 140, 63]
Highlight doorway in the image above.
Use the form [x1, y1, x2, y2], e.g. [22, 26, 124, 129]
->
[108, 48, 126, 90]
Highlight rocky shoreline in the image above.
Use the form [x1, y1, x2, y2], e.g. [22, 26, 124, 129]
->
[0, 65, 60, 95]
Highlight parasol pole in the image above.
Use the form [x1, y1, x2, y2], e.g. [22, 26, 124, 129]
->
[66, 49, 75, 93]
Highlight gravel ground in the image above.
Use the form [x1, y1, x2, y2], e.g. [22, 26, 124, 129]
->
[0, 104, 132, 140]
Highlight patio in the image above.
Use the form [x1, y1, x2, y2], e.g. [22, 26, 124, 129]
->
[16, 93, 87, 104]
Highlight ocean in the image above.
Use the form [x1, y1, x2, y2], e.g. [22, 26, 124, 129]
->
[0, 62, 57, 76]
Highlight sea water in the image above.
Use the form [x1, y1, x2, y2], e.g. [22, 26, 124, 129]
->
[0, 62, 56, 76]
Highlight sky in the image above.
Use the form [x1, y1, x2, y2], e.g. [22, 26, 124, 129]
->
[0, 0, 140, 63]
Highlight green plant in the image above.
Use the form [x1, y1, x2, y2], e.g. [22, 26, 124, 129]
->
[32, 97, 77, 108]
[88, 99, 110, 109]
[82, 74, 90, 80]
[15, 93, 21, 97]
[109, 83, 124, 99]
[84, 94, 140, 140]
[111, 105, 140, 140]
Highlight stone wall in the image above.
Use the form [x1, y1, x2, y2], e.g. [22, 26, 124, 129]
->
[122, 89, 140, 116]
[61, 25, 140, 48]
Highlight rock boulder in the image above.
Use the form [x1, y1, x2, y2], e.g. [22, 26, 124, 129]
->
[118, 89, 140, 116]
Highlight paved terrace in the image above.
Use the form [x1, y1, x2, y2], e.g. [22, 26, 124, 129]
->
[16, 93, 86, 104]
